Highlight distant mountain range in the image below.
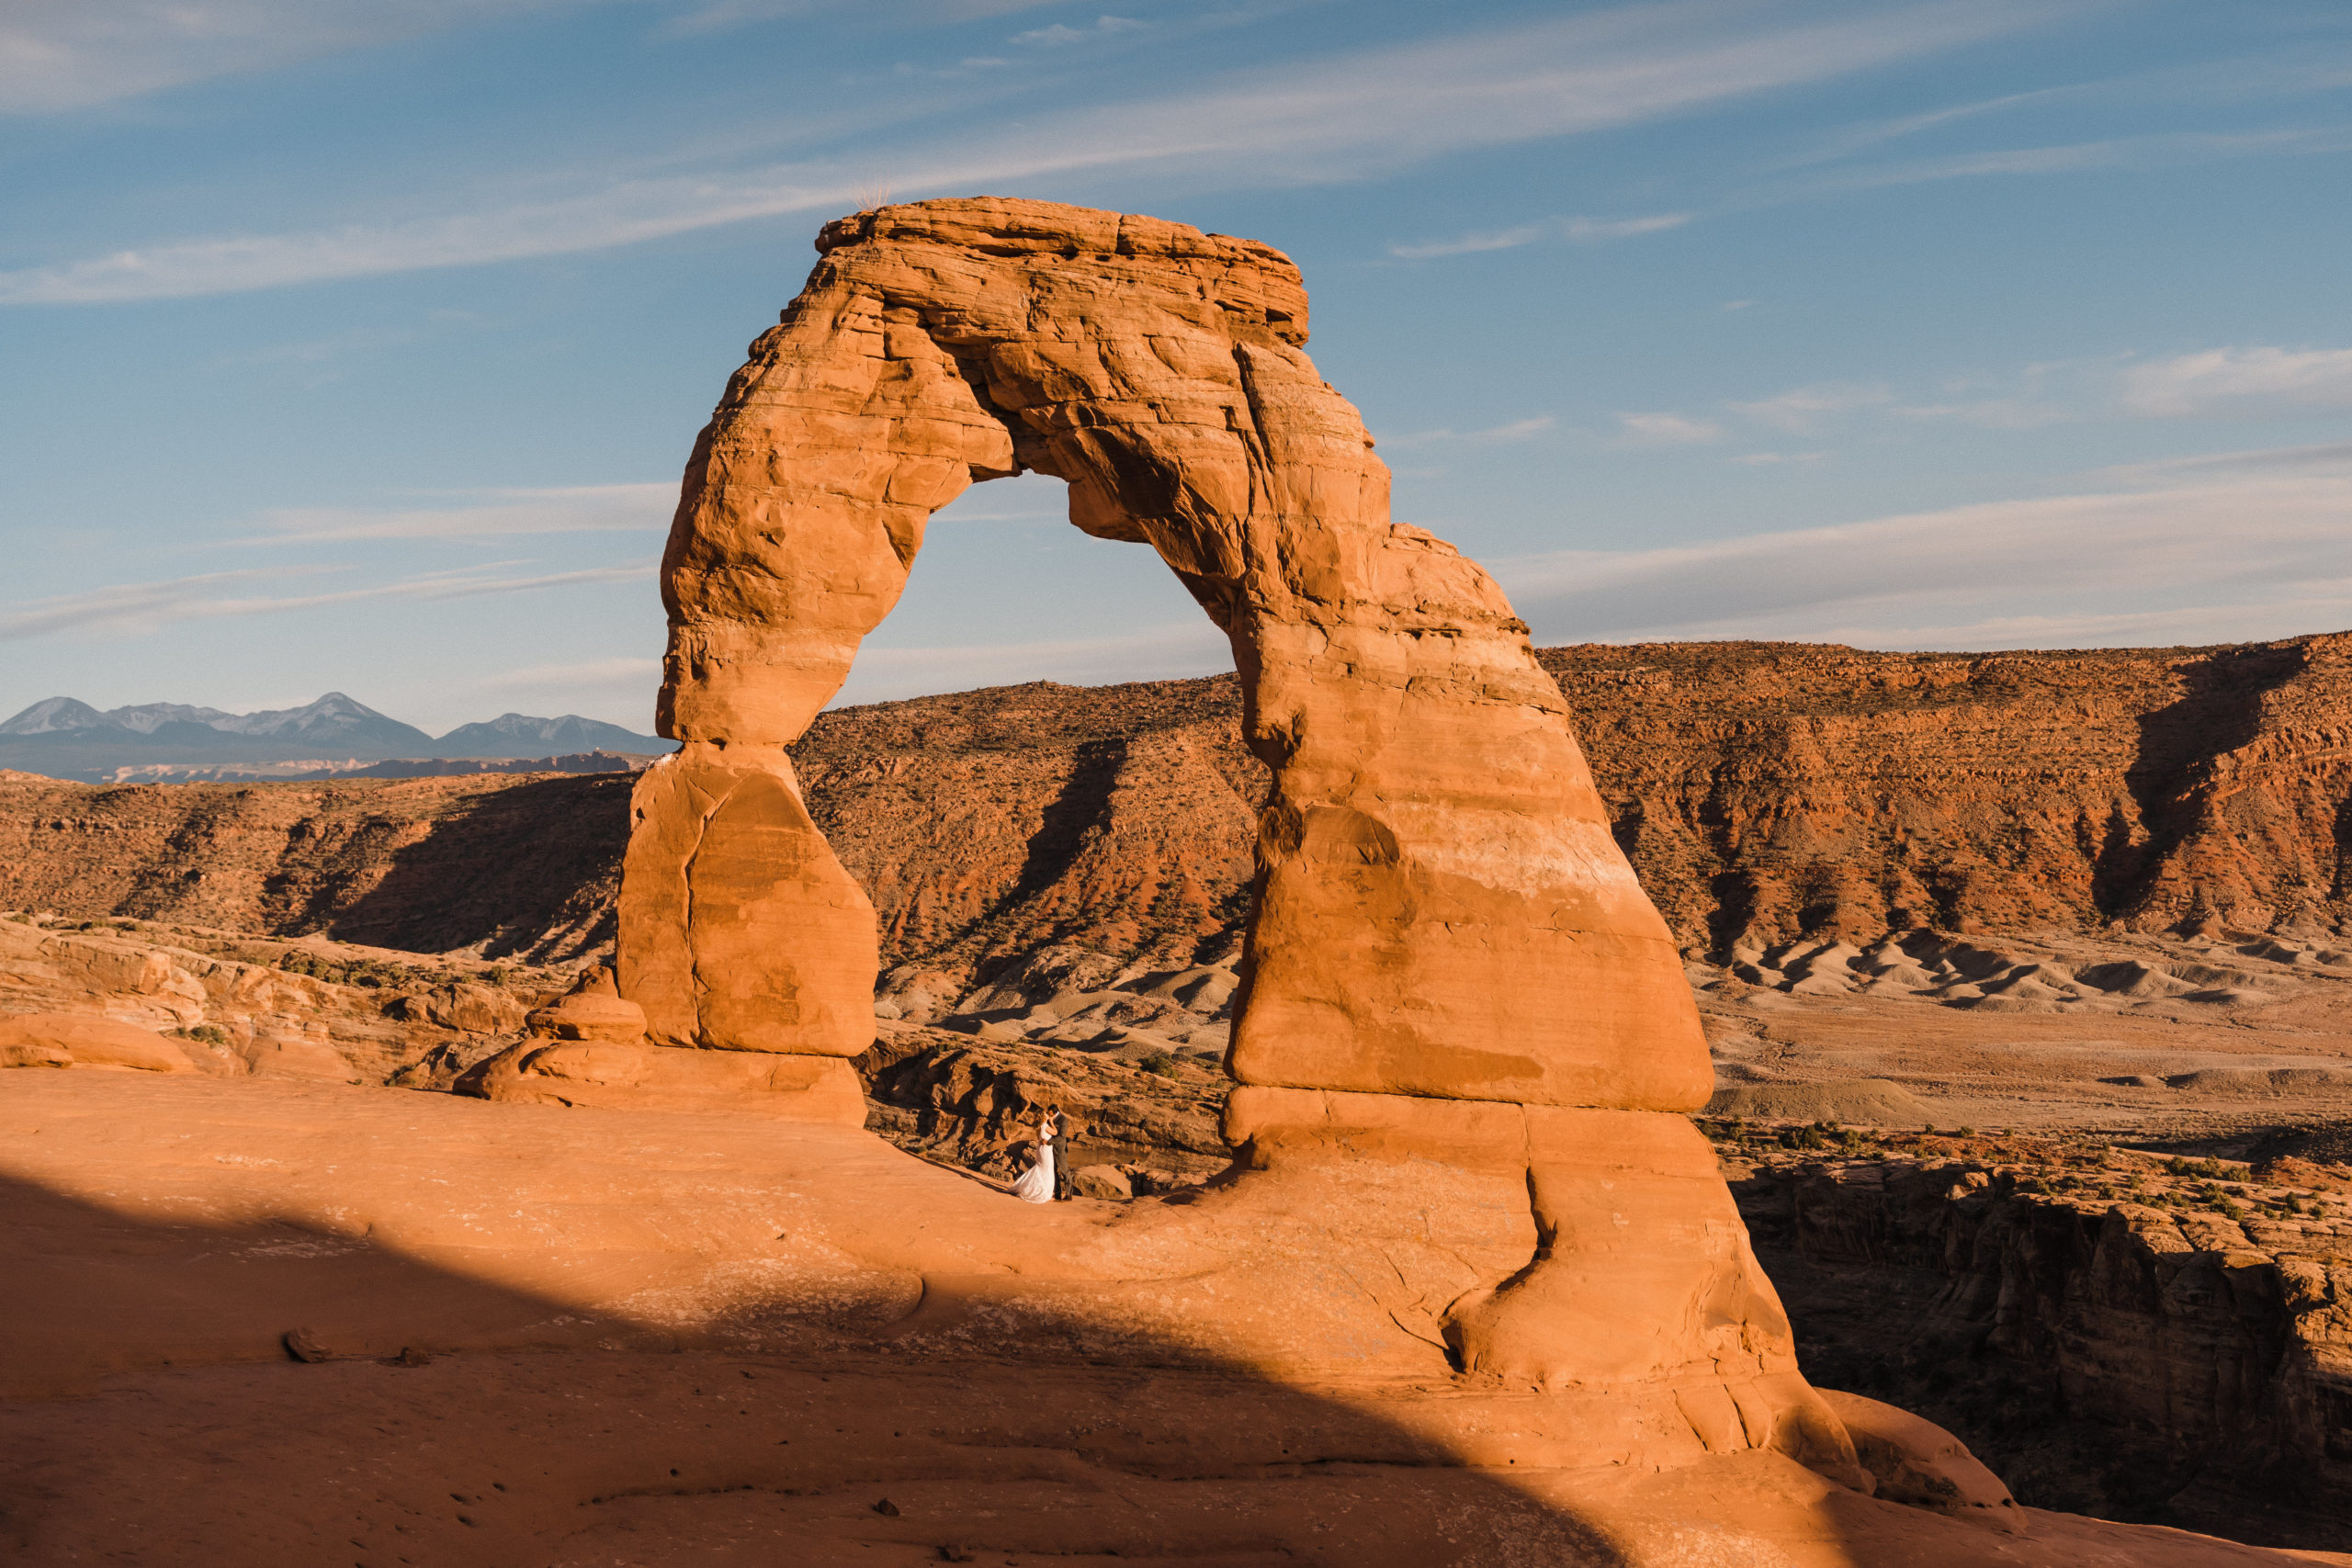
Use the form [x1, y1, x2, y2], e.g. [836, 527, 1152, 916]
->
[0, 693, 674, 784]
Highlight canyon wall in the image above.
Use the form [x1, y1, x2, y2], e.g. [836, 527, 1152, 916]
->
[1560, 636, 2352, 952]
[1731, 1145, 2352, 1547]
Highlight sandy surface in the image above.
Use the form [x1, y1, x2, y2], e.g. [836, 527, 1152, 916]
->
[6, 1071, 2351, 1566]
[1697, 930, 2352, 1138]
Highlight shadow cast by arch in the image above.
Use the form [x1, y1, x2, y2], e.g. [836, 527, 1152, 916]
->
[2, 1076, 2324, 1566]
[0, 1142, 1645, 1566]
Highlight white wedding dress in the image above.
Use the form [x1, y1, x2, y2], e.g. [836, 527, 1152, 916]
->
[1012, 1143, 1056, 1203]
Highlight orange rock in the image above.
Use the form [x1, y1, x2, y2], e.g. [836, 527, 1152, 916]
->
[523, 991, 648, 1044]
[599, 196, 1780, 1402]
[0, 1012, 197, 1073]
[1818, 1389, 2025, 1531]
[618, 196, 1707, 1120]
[474, 1038, 863, 1120]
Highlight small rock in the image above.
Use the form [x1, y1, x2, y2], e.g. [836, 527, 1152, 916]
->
[1072, 1164, 1132, 1200]
[873, 1497, 901, 1517]
[283, 1327, 334, 1363]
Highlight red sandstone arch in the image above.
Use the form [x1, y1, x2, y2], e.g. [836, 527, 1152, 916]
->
[611, 197, 1710, 1134]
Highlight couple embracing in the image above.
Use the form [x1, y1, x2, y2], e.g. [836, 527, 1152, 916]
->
[1010, 1102, 1074, 1203]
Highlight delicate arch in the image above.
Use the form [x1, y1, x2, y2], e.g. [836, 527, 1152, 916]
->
[616, 197, 1710, 1125]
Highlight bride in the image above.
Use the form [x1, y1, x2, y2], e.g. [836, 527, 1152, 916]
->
[1010, 1138, 1055, 1203]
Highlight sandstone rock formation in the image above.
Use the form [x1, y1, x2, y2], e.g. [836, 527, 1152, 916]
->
[1554, 636, 2352, 951]
[10, 1068, 2323, 1566]
[0, 768, 628, 961]
[0, 1011, 200, 1073]
[616, 196, 1705, 1135]
[0, 911, 565, 1082]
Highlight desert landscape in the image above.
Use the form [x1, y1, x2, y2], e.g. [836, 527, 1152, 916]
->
[6, 195, 2352, 1567]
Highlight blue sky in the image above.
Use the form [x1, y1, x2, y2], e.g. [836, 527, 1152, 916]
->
[3, 0, 2348, 735]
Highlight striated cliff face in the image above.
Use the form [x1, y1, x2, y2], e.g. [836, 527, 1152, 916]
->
[1729, 1137, 2352, 1547]
[3, 631, 2348, 983]
[1554, 635, 2352, 953]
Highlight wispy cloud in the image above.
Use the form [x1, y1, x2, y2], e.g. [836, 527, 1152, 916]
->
[1387, 211, 1689, 260]
[1890, 394, 2074, 430]
[665, 0, 1059, 38]
[1720, 344, 2352, 438]
[0, 0, 592, 115]
[1497, 474, 2352, 650]
[1816, 126, 2352, 193]
[481, 656, 662, 688]
[1380, 414, 1556, 449]
[1774, 84, 2084, 168]
[0, 0, 2071, 302]
[1727, 381, 1892, 433]
[237, 482, 675, 543]
[836, 620, 1232, 705]
[1614, 412, 1724, 446]
[2092, 440, 2352, 486]
[1011, 15, 1145, 48]
[2123, 345, 2352, 418]
[0, 560, 654, 642]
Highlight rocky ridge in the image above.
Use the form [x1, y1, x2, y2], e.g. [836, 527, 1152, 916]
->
[6, 633, 2346, 994]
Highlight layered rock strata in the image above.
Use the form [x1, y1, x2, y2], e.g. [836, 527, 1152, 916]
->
[1729, 1134, 2352, 1545]
[0, 912, 560, 1082]
[6, 632, 2347, 985]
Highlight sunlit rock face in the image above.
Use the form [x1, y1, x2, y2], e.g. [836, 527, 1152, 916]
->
[613, 195, 1708, 1122]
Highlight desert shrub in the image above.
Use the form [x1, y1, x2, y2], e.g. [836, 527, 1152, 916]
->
[1136, 1051, 1178, 1077]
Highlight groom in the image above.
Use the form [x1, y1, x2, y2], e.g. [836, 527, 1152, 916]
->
[1046, 1104, 1075, 1201]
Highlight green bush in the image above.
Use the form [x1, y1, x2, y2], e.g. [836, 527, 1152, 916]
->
[1136, 1051, 1178, 1077]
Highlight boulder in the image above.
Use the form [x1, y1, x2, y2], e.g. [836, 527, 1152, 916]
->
[1815, 1389, 2024, 1532]
[1071, 1164, 1133, 1201]
[525, 992, 648, 1044]
[0, 1012, 197, 1073]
